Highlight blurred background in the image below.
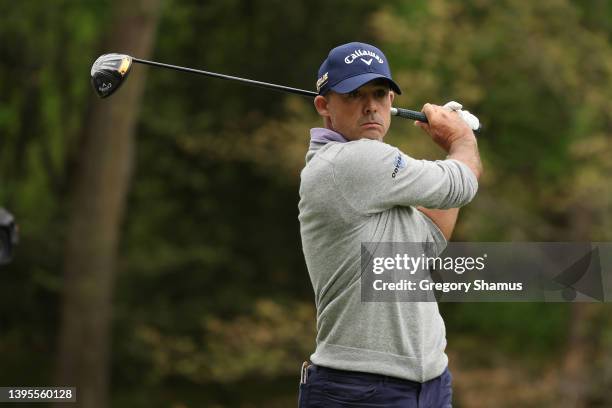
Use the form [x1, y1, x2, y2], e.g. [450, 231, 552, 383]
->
[1, 0, 612, 407]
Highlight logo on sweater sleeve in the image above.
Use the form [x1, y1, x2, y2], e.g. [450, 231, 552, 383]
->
[391, 153, 407, 178]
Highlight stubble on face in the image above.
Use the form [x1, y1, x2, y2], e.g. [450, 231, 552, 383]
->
[325, 80, 394, 142]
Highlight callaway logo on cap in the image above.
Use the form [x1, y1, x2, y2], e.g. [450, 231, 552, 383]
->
[316, 42, 402, 95]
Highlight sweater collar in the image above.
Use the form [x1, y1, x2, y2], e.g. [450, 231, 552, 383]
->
[309, 127, 348, 144]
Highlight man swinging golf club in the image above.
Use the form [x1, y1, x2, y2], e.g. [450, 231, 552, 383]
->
[297, 42, 483, 407]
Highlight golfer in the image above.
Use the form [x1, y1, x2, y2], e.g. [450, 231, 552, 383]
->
[297, 42, 482, 407]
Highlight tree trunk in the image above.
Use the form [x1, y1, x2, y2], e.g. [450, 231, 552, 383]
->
[55, 1, 161, 407]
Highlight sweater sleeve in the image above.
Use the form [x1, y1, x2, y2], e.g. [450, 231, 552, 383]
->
[332, 139, 478, 214]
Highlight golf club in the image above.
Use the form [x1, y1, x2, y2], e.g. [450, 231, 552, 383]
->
[90, 53, 482, 132]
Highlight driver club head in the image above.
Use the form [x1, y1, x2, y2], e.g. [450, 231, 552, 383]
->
[90, 53, 133, 98]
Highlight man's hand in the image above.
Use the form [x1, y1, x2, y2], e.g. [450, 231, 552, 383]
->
[415, 103, 483, 180]
[415, 103, 476, 152]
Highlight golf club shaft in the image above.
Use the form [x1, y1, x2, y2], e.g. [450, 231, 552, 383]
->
[132, 58, 429, 123]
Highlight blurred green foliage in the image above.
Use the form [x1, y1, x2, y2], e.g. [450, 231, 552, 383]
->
[1, 0, 611, 406]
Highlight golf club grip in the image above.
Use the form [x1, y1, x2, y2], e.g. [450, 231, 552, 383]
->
[391, 107, 428, 122]
[392, 107, 482, 134]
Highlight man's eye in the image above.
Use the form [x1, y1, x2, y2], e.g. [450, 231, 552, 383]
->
[348, 91, 360, 98]
[375, 89, 388, 98]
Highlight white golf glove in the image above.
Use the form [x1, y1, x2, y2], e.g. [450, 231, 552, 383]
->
[443, 101, 480, 131]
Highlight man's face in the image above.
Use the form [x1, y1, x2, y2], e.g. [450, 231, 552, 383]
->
[314, 79, 395, 141]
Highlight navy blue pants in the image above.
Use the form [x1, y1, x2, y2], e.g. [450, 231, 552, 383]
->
[298, 363, 452, 407]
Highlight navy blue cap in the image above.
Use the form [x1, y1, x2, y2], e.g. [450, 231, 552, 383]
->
[316, 42, 402, 95]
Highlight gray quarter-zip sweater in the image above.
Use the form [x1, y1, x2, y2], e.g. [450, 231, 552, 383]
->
[298, 127, 478, 382]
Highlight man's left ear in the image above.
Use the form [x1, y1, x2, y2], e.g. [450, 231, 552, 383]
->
[389, 91, 395, 104]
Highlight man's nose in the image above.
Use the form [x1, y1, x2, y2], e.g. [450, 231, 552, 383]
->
[364, 95, 378, 114]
